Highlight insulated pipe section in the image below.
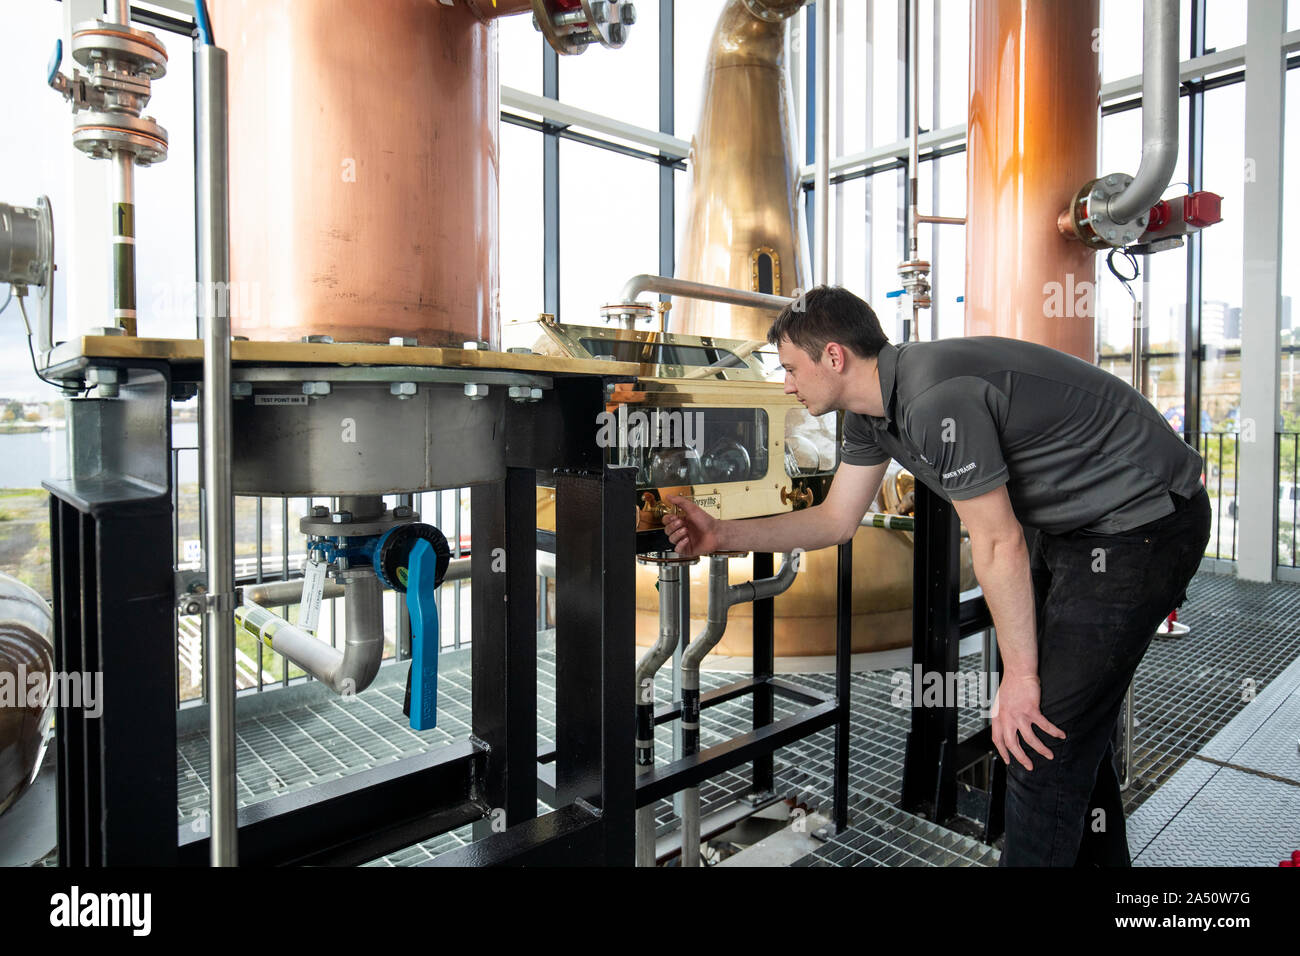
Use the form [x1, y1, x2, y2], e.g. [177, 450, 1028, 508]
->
[635, 562, 681, 867]
[679, 552, 799, 867]
[1105, 0, 1180, 224]
[235, 570, 386, 696]
[617, 274, 794, 313]
[196, 40, 236, 867]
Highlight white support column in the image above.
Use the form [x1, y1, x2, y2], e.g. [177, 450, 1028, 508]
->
[62, 0, 111, 338]
[1237, 0, 1287, 582]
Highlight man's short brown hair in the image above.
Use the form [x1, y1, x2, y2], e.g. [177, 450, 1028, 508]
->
[767, 285, 889, 362]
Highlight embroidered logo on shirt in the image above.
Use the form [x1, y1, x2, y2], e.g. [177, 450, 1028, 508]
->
[942, 461, 977, 480]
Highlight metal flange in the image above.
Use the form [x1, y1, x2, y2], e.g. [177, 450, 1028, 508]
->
[300, 505, 419, 538]
[636, 552, 699, 565]
[70, 19, 168, 78]
[72, 111, 168, 164]
[531, 0, 636, 54]
[1059, 174, 1152, 250]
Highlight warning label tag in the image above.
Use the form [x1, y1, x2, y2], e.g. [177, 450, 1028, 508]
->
[299, 557, 326, 634]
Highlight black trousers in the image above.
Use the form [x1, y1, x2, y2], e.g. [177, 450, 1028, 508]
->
[998, 488, 1212, 867]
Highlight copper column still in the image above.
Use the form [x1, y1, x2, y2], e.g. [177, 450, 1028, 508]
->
[672, 0, 810, 342]
[212, 0, 504, 346]
[965, 0, 1101, 360]
[639, 0, 970, 657]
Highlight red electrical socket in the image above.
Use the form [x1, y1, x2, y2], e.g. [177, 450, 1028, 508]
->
[1184, 191, 1223, 228]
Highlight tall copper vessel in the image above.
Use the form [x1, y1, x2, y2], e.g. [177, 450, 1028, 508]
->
[643, 0, 972, 657]
[965, 0, 1101, 360]
[672, 0, 809, 341]
[212, 0, 500, 346]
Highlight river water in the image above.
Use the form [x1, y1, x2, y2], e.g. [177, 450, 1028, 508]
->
[0, 422, 200, 489]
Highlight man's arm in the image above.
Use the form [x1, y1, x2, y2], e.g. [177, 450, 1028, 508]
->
[663, 460, 889, 557]
[949, 486, 1065, 771]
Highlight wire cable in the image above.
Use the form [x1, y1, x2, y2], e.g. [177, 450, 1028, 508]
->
[13, 290, 69, 392]
[1106, 245, 1141, 306]
[194, 0, 214, 45]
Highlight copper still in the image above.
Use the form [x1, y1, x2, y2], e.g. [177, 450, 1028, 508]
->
[964, 0, 1101, 360]
[672, 0, 809, 341]
[645, 0, 972, 657]
[0, 575, 54, 817]
[212, 0, 502, 347]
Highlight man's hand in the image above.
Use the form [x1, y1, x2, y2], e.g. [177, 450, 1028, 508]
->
[990, 672, 1066, 771]
[663, 496, 720, 557]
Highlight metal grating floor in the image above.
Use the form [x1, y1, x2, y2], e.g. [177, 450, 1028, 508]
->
[1126, 653, 1300, 866]
[173, 571, 1300, 866]
[798, 571, 1300, 867]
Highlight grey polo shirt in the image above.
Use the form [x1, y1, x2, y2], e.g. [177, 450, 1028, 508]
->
[841, 337, 1204, 534]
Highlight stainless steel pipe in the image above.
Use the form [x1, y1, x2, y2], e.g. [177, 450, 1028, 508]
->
[679, 552, 799, 866]
[235, 570, 387, 696]
[243, 556, 474, 609]
[617, 274, 794, 313]
[196, 41, 236, 868]
[635, 561, 682, 867]
[1106, 0, 1180, 224]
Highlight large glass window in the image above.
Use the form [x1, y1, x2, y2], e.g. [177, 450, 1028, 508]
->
[1199, 83, 1245, 428]
[675, 0, 730, 141]
[499, 12, 543, 95]
[1280, 65, 1300, 565]
[559, 140, 659, 324]
[1204, 0, 1247, 51]
[135, 27, 196, 340]
[0, 0, 67, 404]
[559, 0, 661, 130]
[499, 124, 545, 326]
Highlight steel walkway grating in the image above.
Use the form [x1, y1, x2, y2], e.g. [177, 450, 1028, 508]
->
[175, 571, 1300, 866]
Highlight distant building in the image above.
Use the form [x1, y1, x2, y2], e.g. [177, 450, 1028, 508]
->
[1225, 306, 1241, 342]
[1202, 299, 1227, 346]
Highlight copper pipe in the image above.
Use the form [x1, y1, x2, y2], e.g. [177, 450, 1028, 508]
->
[916, 214, 966, 226]
[213, 0, 499, 347]
[965, 0, 1100, 360]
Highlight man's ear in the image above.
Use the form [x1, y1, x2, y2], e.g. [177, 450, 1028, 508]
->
[825, 342, 845, 371]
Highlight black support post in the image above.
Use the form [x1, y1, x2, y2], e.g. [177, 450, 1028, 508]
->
[834, 538, 852, 832]
[47, 490, 177, 865]
[900, 482, 961, 822]
[554, 466, 636, 865]
[470, 468, 538, 838]
[751, 551, 775, 793]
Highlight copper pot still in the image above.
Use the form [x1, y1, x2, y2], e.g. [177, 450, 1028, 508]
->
[0, 575, 54, 818]
[212, 0, 502, 347]
[965, 0, 1101, 360]
[672, 0, 810, 342]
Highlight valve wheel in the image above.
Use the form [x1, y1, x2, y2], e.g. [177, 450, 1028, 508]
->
[375, 523, 451, 592]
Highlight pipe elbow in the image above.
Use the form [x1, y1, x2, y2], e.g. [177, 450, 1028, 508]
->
[618, 274, 655, 302]
[335, 572, 385, 695]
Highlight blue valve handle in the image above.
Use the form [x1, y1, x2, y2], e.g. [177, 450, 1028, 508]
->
[47, 39, 63, 86]
[403, 538, 439, 731]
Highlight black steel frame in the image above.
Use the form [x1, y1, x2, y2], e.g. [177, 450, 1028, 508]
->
[535, 537, 855, 844]
[899, 482, 1003, 842]
[46, 357, 855, 865]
